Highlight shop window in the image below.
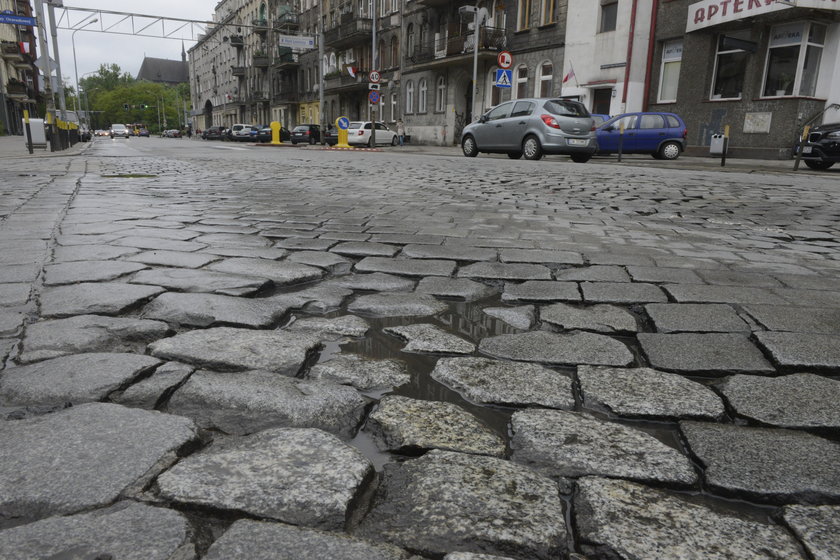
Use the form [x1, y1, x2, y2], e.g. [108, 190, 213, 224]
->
[419, 78, 428, 113]
[514, 65, 528, 99]
[711, 31, 750, 99]
[517, 0, 531, 31]
[763, 22, 825, 98]
[600, 0, 617, 33]
[658, 39, 682, 103]
[537, 61, 553, 97]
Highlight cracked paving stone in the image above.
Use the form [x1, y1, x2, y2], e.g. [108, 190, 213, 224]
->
[0, 352, 161, 407]
[718, 373, 840, 429]
[415, 277, 498, 301]
[348, 293, 448, 317]
[148, 327, 321, 374]
[431, 357, 574, 409]
[626, 266, 705, 284]
[645, 303, 750, 333]
[131, 268, 270, 296]
[384, 323, 475, 354]
[113, 361, 194, 409]
[192, 233, 273, 247]
[157, 427, 373, 530]
[285, 315, 370, 339]
[200, 246, 289, 260]
[499, 249, 584, 265]
[276, 238, 337, 251]
[541, 302, 638, 334]
[578, 365, 725, 420]
[166, 370, 367, 437]
[39, 283, 164, 318]
[366, 395, 505, 457]
[269, 285, 354, 314]
[511, 409, 697, 485]
[554, 265, 631, 283]
[401, 244, 497, 262]
[580, 281, 667, 304]
[306, 354, 410, 392]
[782, 505, 840, 560]
[0, 501, 194, 560]
[287, 251, 353, 274]
[681, 421, 840, 503]
[141, 292, 291, 328]
[754, 332, 840, 369]
[52, 244, 140, 262]
[355, 450, 567, 559]
[501, 281, 581, 303]
[124, 250, 221, 269]
[574, 477, 805, 560]
[203, 519, 412, 560]
[444, 554, 517, 560]
[0, 263, 39, 283]
[744, 305, 840, 335]
[664, 284, 787, 305]
[458, 262, 552, 281]
[479, 331, 633, 367]
[354, 257, 456, 277]
[482, 305, 535, 330]
[19, 314, 171, 364]
[0, 403, 198, 521]
[0, 310, 25, 336]
[113, 236, 207, 252]
[208, 257, 324, 286]
[42, 261, 148, 285]
[326, 272, 416, 292]
[331, 242, 400, 257]
[638, 333, 774, 375]
[0, 283, 31, 306]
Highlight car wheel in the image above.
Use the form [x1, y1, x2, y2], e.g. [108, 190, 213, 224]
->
[391, 136, 399, 146]
[658, 141, 681, 160]
[523, 135, 543, 160]
[804, 160, 835, 170]
[462, 135, 478, 157]
[507, 152, 522, 159]
[571, 154, 591, 163]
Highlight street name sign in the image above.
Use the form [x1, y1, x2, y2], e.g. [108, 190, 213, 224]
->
[0, 12, 36, 26]
[277, 34, 315, 49]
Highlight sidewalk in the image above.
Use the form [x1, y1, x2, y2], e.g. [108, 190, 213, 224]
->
[0, 134, 92, 159]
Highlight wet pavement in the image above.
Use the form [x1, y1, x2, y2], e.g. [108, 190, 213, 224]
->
[0, 135, 839, 559]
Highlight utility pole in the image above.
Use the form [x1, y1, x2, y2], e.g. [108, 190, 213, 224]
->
[318, 0, 325, 142]
[34, 0, 58, 150]
[370, 0, 376, 147]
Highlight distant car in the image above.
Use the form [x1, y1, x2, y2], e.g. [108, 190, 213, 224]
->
[596, 112, 687, 160]
[229, 123, 254, 141]
[793, 121, 839, 170]
[95, 129, 109, 137]
[202, 126, 225, 140]
[162, 129, 181, 138]
[138, 128, 150, 137]
[291, 124, 321, 144]
[256, 125, 290, 143]
[324, 127, 339, 146]
[461, 98, 597, 162]
[347, 121, 397, 147]
[110, 124, 129, 139]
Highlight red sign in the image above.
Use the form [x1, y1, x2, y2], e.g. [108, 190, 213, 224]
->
[497, 51, 512, 69]
[369, 70, 381, 84]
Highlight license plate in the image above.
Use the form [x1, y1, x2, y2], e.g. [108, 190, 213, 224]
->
[568, 139, 588, 146]
[802, 146, 812, 154]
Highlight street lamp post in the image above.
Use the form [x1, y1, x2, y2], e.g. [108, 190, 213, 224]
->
[459, 5, 487, 123]
[72, 18, 98, 127]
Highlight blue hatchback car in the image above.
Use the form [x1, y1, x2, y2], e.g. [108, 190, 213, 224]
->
[596, 112, 687, 160]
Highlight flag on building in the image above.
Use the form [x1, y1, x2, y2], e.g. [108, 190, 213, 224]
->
[346, 66, 357, 78]
[563, 68, 575, 83]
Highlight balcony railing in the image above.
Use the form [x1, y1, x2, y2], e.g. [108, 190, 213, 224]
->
[0, 41, 23, 60]
[5, 81, 27, 96]
[324, 71, 369, 91]
[229, 35, 244, 48]
[253, 55, 270, 68]
[411, 26, 506, 65]
[275, 13, 299, 28]
[252, 18, 269, 33]
[232, 66, 246, 77]
[250, 91, 268, 102]
[273, 49, 299, 69]
[324, 18, 372, 48]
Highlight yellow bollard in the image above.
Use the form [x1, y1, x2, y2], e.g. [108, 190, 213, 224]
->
[335, 117, 350, 149]
[270, 121, 282, 144]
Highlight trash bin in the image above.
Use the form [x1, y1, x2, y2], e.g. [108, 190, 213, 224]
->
[709, 133, 727, 155]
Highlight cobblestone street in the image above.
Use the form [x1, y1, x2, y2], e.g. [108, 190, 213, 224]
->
[0, 136, 838, 559]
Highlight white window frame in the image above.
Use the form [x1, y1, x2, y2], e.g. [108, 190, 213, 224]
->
[391, 92, 398, 121]
[517, 0, 531, 31]
[435, 76, 446, 112]
[406, 80, 414, 113]
[418, 78, 428, 113]
[487, 69, 502, 107]
[536, 61, 553, 97]
[514, 64, 528, 99]
[761, 21, 825, 98]
[657, 39, 683, 103]
[540, 0, 556, 25]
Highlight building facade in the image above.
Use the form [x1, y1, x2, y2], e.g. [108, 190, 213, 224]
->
[1, 0, 39, 136]
[650, 0, 840, 158]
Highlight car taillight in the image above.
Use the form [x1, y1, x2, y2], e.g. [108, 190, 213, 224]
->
[357, 130, 364, 136]
[541, 114, 560, 129]
[591, 125, 597, 131]
[683, 128, 688, 138]
[304, 131, 310, 135]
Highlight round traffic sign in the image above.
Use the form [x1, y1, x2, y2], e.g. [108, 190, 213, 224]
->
[368, 90, 381, 104]
[497, 51, 512, 69]
[369, 70, 381, 84]
[336, 116, 350, 130]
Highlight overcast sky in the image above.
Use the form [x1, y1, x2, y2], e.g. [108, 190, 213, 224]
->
[50, 1, 215, 87]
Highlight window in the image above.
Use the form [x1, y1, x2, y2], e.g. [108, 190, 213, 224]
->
[488, 70, 501, 106]
[418, 78, 428, 112]
[435, 76, 446, 112]
[391, 92, 398, 121]
[640, 114, 665, 129]
[378, 39, 387, 68]
[486, 102, 512, 121]
[658, 39, 682, 103]
[517, 0, 531, 31]
[406, 80, 414, 113]
[541, 0, 556, 25]
[511, 101, 535, 117]
[491, 3, 506, 28]
[391, 37, 399, 68]
[600, 0, 617, 33]
[610, 114, 637, 130]
[712, 31, 750, 99]
[763, 22, 825, 98]
[514, 65, 528, 99]
[392, 0, 399, 12]
[537, 61, 553, 97]
[407, 24, 415, 57]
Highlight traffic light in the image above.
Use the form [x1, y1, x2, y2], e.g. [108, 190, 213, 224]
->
[123, 103, 129, 110]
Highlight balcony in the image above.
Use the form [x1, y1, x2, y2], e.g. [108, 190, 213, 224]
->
[1, 41, 24, 61]
[229, 35, 244, 48]
[252, 18, 269, 34]
[273, 48, 299, 70]
[273, 90, 298, 103]
[324, 18, 372, 49]
[409, 26, 507, 67]
[250, 91, 269, 102]
[324, 71, 370, 93]
[5, 81, 28, 97]
[253, 54, 270, 68]
[274, 13, 299, 29]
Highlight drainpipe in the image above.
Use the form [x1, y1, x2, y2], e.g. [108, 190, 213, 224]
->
[642, 0, 659, 111]
[622, 0, 639, 110]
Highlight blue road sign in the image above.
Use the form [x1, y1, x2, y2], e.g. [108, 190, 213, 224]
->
[368, 90, 381, 104]
[336, 116, 350, 130]
[494, 69, 512, 88]
[0, 12, 36, 26]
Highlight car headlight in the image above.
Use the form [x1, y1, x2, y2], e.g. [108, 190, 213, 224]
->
[826, 130, 840, 139]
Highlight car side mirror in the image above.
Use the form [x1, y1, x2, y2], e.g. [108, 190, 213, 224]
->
[604, 126, 614, 131]
[479, 115, 488, 124]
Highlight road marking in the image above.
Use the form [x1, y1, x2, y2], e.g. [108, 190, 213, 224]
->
[211, 145, 248, 151]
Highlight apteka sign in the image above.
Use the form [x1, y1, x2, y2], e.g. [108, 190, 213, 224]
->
[687, 0, 840, 32]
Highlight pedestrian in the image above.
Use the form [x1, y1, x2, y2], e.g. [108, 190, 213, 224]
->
[396, 119, 405, 147]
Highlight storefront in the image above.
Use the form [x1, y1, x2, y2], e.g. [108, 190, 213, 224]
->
[649, 0, 840, 158]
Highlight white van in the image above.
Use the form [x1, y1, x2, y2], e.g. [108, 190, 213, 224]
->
[229, 123, 254, 141]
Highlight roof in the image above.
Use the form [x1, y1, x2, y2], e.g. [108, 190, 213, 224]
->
[136, 57, 189, 85]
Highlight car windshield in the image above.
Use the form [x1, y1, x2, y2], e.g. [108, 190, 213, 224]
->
[293, 126, 308, 132]
[348, 122, 363, 129]
[543, 100, 589, 118]
[112, 124, 126, 130]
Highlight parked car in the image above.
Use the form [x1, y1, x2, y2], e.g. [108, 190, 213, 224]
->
[201, 126, 224, 140]
[461, 98, 597, 162]
[138, 128, 150, 137]
[228, 123, 254, 141]
[162, 129, 182, 138]
[324, 127, 339, 146]
[591, 114, 610, 127]
[109, 124, 129, 139]
[291, 124, 321, 144]
[596, 112, 687, 160]
[793, 122, 839, 170]
[347, 121, 397, 147]
[255, 125, 291, 143]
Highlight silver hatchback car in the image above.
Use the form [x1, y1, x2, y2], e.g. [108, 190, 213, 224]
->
[461, 98, 597, 162]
